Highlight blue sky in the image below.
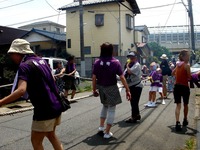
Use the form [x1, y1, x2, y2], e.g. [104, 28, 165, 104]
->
[0, 0, 199, 29]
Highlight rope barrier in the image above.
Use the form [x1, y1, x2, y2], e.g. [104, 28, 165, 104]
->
[0, 84, 13, 88]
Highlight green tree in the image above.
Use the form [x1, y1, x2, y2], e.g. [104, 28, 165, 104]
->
[195, 49, 200, 63]
[148, 42, 172, 64]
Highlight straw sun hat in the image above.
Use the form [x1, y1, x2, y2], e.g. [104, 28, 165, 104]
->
[160, 54, 168, 59]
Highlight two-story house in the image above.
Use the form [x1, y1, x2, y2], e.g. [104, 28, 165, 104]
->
[18, 21, 66, 33]
[19, 21, 67, 57]
[59, 0, 140, 58]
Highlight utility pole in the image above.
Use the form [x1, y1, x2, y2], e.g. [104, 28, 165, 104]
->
[79, 0, 85, 76]
[188, 0, 196, 62]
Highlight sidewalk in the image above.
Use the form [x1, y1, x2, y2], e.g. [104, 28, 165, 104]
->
[0, 91, 93, 116]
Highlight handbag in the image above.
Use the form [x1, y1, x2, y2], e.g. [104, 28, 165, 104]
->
[26, 60, 71, 112]
[59, 92, 71, 111]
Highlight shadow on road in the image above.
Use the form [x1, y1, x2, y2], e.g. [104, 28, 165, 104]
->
[168, 125, 198, 135]
[82, 133, 125, 146]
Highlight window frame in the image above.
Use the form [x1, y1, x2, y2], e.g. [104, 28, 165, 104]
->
[95, 14, 104, 26]
[126, 14, 133, 30]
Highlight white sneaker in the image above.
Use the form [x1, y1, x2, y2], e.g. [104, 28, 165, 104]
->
[98, 126, 104, 132]
[144, 101, 151, 107]
[148, 102, 156, 107]
[162, 100, 166, 105]
[104, 132, 113, 139]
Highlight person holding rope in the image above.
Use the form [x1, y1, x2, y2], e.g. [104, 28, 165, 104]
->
[124, 51, 143, 123]
[92, 42, 131, 139]
[0, 39, 63, 150]
[55, 55, 77, 99]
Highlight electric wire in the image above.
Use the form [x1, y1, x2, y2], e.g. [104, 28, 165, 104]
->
[2, 1, 199, 27]
[0, 0, 34, 9]
[6, 12, 65, 26]
[44, 0, 60, 13]
[160, 0, 177, 33]
[0, 0, 10, 3]
[140, 2, 182, 10]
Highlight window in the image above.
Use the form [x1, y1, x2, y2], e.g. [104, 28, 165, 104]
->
[178, 33, 184, 43]
[43, 28, 46, 31]
[161, 34, 166, 42]
[68, 39, 71, 48]
[126, 14, 133, 30]
[155, 34, 160, 42]
[55, 27, 60, 33]
[149, 34, 154, 42]
[95, 14, 104, 26]
[142, 36, 147, 43]
[172, 33, 178, 42]
[166, 34, 172, 41]
[84, 46, 91, 54]
[185, 33, 189, 41]
[53, 60, 60, 70]
[197, 33, 200, 41]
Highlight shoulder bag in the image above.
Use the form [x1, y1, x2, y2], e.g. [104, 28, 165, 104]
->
[27, 60, 71, 112]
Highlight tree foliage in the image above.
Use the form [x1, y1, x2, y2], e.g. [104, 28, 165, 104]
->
[148, 42, 172, 64]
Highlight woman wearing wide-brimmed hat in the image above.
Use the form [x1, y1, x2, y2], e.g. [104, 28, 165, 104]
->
[0, 39, 63, 150]
[160, 54, 171, 99]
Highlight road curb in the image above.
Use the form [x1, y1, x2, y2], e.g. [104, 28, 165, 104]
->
[195, 88, 200, 150]
[0, 93, 94, 116]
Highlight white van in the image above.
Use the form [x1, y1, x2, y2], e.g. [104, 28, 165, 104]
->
[42, 57, 67, 74]
[42, 57, 80, 84]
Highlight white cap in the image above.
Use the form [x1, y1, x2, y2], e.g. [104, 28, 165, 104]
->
[127, 52, 136, 57]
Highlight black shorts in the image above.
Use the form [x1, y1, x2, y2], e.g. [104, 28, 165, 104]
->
[64, 79, 76, 90]
[173, 84, 190, 104]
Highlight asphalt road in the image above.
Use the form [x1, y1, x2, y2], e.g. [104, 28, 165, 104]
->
[0, 84, 197, 150]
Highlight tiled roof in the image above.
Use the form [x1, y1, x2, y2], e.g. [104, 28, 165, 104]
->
[0, 26, 28, 45]
[22, 28, 66, 41]
[59, 0, 120, 9]
[59, 0, 140, 14]
[19, 21, 65, 28]
[135, 25, 150, 35]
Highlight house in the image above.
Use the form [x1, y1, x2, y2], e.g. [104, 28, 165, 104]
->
[0, 26, 28, 88]
[18, 21, 66, 33]
[0, 26, 28, 53]
[21, 28, 66, 57]
[59, 0, 140, 58]
[134, 25, 152, 65]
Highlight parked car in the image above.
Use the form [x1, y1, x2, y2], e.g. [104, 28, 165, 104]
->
[42, 57, 80, 84]
[190, 62, 200, 74]
[42, 57, 67, 74]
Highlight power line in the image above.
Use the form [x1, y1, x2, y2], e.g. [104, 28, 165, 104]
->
[6, 12, 65, 26]
[161, 0, 177, 33]
[140, 2, 182, 10]
[0, 0, 34, 9]
[44, 0, 60, 13]
[0, 0, 10, 3]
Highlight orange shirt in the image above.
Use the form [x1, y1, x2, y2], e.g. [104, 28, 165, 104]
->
[175, 63, 190, 87]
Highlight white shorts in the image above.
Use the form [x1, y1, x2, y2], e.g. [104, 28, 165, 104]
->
[149, 86, 163, 93]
